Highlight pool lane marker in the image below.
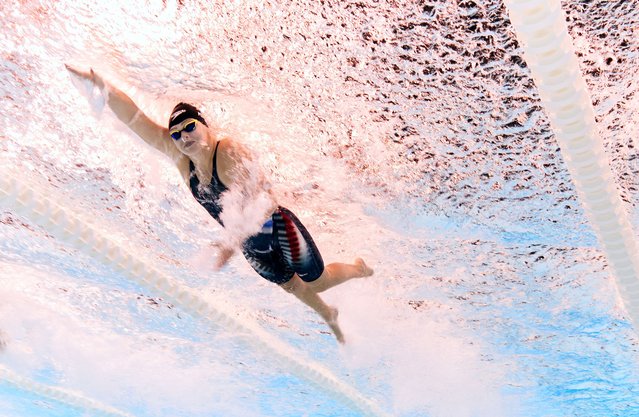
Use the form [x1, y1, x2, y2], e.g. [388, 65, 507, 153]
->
[505, 0, 639, 325]
[0, 364, 133, 417]
[0, 174, 390, 417]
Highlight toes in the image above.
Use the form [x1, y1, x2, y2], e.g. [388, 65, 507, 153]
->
[326, 308, 345, 344]
[355, 258, 374, 277]
[326, 306, 339, 323]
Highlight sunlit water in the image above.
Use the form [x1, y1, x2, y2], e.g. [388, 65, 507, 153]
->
[1, 1, 639, 416]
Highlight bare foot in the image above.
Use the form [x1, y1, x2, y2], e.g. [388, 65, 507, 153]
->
[326, 307, 345, 344]
[355, 258, 374, 277]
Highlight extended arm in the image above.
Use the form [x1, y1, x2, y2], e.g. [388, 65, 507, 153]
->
[65, 65, 184, 163]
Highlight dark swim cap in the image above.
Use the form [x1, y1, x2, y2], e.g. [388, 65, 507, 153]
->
[168, 102, 208, 129]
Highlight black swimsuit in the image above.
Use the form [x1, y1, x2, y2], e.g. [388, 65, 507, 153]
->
[188, 142, 324, 285]
[189, 142, 227, 224]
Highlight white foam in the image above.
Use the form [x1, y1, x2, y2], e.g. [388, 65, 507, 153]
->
[334, 283, 513, 417]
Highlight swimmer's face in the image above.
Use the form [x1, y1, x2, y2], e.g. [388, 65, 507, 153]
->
[169, 119, 210, 156]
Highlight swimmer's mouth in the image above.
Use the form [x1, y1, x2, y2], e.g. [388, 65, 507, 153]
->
[183, 141, 195, 148]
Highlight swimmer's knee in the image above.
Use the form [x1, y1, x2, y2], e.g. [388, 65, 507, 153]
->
[281, 282, 295, 293]
[280, 275, 300, 293]
[305, 276, 322, 291]
[305, 268, 328, 286]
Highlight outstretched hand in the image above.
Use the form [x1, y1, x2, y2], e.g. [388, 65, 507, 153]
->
[212, 242, 236, 270]
[65, 64, 104, 89]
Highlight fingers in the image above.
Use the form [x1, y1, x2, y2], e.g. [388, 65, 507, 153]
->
[65, 64, 99, 85]
[65, 63, 87, 78]
[214, 253, 231, 270]
[212, 244, 235, 270]
[213, 258, 226, 271]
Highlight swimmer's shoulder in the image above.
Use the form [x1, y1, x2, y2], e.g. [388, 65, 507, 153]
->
[215, 137, 255, 184]
[216, 138, 249, 166]
[219, 137, 252, 160]
[216, 137, 233, 154]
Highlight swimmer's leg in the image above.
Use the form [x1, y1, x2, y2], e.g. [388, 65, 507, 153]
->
[306, 258, 374, 293]
[281, 274, 345, 344]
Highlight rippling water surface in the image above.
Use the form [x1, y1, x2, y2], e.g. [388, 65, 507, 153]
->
[1, 1, 639, 416]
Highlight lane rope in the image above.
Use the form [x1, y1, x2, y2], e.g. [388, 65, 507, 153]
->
[0, 364, 133, 417]
[504, 0, 639, 325]
[0, 173, 390, 417]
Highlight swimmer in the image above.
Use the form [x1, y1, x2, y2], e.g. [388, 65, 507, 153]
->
[65, 65, 373, 343]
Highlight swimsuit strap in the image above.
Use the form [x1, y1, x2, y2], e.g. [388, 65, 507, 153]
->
[211, 140, 224, 186]
[188, 140, 224, 187]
